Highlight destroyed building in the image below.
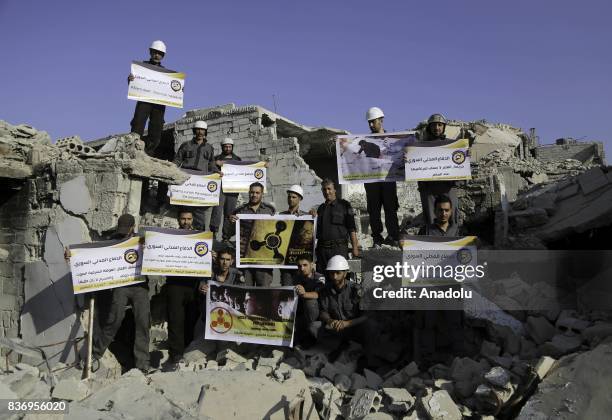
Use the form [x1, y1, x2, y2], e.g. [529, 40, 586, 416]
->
[1, 106, 612, 419]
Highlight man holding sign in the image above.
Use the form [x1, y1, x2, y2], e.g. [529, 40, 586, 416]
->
[127, 40, 168, 156]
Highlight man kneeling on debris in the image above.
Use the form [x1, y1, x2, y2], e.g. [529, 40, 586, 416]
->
[290, 254, 325, 346]
[309, 255, 377, 364]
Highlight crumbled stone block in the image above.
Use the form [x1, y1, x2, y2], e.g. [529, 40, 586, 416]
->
[345, 389, 381, 420]
[526, 316, 557, 345]
[420, 389, 462, 420]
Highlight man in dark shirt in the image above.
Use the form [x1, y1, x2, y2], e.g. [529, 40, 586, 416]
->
[418, 195, 461, 237]
[314, 179, 360, 273]
[199, 248, 245, 294]
[211, 138, 241, 241]
[173, 120, 217, 231]
[308, 255, 376, 363]
[364, 107, 400, 248]
[416, 113, 460, 225]
[128, 40, 168, 156]
[86, 214, 151, 373]
[229, 182, 276, 287]
[290, 254, 324, 345]
[164, 209, 202, 368]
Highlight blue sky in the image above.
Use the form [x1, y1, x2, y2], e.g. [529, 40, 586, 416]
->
[1, 1, 610, 157]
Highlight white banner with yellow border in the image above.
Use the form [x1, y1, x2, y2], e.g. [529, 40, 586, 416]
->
[69, 237, 144, 294]
[141, 227, 213, 277]
[404, 138, 471, 181]
[127, 61, 185, 108]
[336, 132, 416, 184]
[204, 281, 297, 347]
[400, 235, 478, 286]
[221, 160, 267, 193]
[169, 170, 221, 206]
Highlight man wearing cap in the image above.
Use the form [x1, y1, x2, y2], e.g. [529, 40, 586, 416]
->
[416, 113, 460, 225]
[313, 179, 360, 273]
[280, 185, 309, 286]
[291, 254, 325, 346]
[308, 255, 376, 363]
[210, 138, 242, 241]
[173, 120, 217, 231]
[364, 107, 400, 248]
[128, 40, 168, 156]
[229, 182, 276, 286]
[93, 214, 151, 373]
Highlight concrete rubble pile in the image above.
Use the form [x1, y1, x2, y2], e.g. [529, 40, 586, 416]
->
[1, 109, 611, 419]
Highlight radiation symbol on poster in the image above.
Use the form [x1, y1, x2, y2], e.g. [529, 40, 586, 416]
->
[249, 221, 287, 262]
[210, 307, 233, 333]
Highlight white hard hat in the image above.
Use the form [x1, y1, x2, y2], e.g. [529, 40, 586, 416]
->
[287, 184, 304, 198]
[221, 137, 234, 146]
[194, 121, 208, 130]
[150, 40, 167, 54]
[326, 255, 349, 271]
[366, 107, 384, 121]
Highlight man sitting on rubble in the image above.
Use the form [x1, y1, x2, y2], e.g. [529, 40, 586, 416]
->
[290, 254, 325, 347]
[173, 120, 217, 231]
[308, 255, 377, 365]
[418, 195, 462, 237]
[228, 182, 276, 286]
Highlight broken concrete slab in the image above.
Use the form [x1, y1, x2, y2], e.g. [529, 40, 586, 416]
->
[52, 377, 89, 401]
[526, 316, 557, 345]
[534, 356, 556, 380]
[59, 175, 92, 214]
[345, 389, 381, 420]
[518, 342, 612, 419]
[420, 389, 462, 420]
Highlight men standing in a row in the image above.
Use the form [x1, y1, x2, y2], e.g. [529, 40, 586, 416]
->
[364, 107, 400, 247]
[211, 137, 242, 241]
[314, 179, 360, 273]
[165, 209, 201, 369]
[128, 40, 168, 156]
[280, 185, 309, 286]
[417, 113, 460, 225]
[229, 182, 276, 286]
[173, 120, 216, 231]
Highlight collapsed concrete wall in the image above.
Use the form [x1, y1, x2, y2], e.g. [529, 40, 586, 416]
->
[0, 122, 187, 366]
[535, 137, 606, 165]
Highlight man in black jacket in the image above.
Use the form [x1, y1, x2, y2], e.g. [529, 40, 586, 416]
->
[128, 40, 168, 156]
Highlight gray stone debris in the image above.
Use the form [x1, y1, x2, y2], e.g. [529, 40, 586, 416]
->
[345, 389, 381, 420]
[420, 389, 462, 420]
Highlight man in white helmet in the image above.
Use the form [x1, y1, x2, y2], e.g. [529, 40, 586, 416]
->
[173, 120, 217, 230]
[308, 255, 376, 363]
[210, 137, 242, 240]
[128, 40, 169, 156]
[279, 185, 309, 286]
[364, 107, 400, 248]
[415, 113, 459, 225]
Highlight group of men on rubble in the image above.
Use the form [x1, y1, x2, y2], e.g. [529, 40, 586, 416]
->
[77, 40, 466, 373]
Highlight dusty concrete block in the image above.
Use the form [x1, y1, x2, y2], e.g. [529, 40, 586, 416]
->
[216, 348, 247, 365]
[582, 323, 612, 342]
[52, 377, 90, 401]
[534, 356, 556, 380]
[257, 356, 279, 370]
[59, 175, 91, 214]
[509, 208, 548, 228]
[421, 390, 461, 420]
[364, 368, 383, 390]
[349, 373, 367, 392]
[539, 334, 582, 357]
[346, 389, 381, 420]
[526, 316, 557, 345]
[434, 379, 454, 394]
[334, 373, 352, 393]
[320, 363, 341, 382]
[484, 367, 511, 389]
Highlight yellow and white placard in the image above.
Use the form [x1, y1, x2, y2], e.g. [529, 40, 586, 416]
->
[400, 235, 478, 286]
[221, 161, 267, 193]
[404, 139, 471, 181]
[141, 227, 213, 277]
[169, 171, 221, 206]
[204, 281, 297, 347]
[69, 237, 145, 294]
[127, 61, 185, 108]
